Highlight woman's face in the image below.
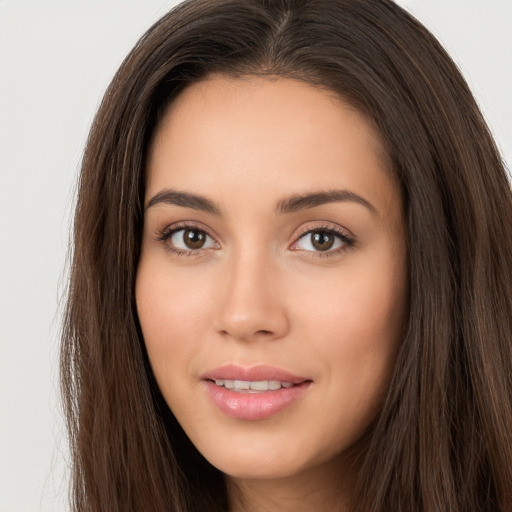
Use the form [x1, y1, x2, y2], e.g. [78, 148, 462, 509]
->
[136, 76, 408, 483]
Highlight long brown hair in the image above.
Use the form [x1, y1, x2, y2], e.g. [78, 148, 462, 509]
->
[61, 1, 512, 510]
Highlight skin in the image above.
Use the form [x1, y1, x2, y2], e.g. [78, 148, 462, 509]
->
[136, 76, 408, 511]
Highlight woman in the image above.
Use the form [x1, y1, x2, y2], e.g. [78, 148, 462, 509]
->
[61, 0, 512, 511]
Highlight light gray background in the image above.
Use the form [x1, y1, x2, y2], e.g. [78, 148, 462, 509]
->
[0, 1, 510, 511]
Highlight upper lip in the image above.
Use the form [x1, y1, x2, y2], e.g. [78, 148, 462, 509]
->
[202, 364, 310, 384]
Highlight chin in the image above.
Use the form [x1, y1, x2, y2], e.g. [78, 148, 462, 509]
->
[215, 457, 307, 481]
[193, 432, 331, 482]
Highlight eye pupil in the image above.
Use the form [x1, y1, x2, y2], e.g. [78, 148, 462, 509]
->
[184, 229, 205, 249]
[312, 231, 334, 251]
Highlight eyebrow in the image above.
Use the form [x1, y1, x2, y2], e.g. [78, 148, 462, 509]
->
[276, 190, 378, 216]
[145, 188, 377, 216]
[146, 189, 222, 215]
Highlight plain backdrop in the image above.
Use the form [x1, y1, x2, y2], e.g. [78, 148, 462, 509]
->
[0, 1, 510, 511]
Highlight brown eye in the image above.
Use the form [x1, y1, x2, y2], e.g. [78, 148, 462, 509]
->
[183, 229, 206, 249]
[168, 227, 216, 252]
[311, 231, 335, 251]
[291, 227, 352, 254]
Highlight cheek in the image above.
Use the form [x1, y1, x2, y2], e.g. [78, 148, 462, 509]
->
[312, 281, 402, 391]
[135, 260, 212, 381]
[292, 255, 406, 419]
[294, 259, 406, 348]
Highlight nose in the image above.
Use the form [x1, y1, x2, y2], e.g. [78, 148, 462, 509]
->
[214, 250, 290, 342]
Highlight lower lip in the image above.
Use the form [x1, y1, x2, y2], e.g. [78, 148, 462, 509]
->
[203, 381, 311, 420]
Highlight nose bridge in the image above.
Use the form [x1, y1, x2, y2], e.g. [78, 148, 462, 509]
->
[215, 245, 288, 341]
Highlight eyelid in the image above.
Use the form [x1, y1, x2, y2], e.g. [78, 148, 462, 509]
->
[156, 221, 220, 255]
[289, 222, 356, 255]
[293, 221, 353, 239]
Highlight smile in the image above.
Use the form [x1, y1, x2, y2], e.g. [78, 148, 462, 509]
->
[202, 365, 312, 420]
[213, 379, 294, 392]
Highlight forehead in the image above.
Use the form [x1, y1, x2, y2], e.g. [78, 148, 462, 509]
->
[146, 76, 399, 217]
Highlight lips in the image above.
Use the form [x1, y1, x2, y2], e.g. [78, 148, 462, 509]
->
[202, 364, 312, 420]
[203, 363, 309, 383]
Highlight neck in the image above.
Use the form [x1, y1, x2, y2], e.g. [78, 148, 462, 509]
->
[226, 452, 359, 512]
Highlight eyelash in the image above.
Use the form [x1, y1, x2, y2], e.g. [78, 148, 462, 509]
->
[291, 224, 356, 258]
[156, 222, 356, 258]
[156, 222, 215, 257]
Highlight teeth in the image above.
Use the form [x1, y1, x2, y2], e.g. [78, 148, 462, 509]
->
[268, 380, 281, 390]
[234, 379, 250, 390]
[214, 379, 294, 392]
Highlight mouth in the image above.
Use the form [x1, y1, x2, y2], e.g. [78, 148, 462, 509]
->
[210, 378, 295, 393]
[202, 363, 309, 384]
[202, 365, 312, 420]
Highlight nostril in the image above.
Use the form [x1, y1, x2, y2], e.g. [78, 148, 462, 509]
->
[214, 300, 289, 341]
